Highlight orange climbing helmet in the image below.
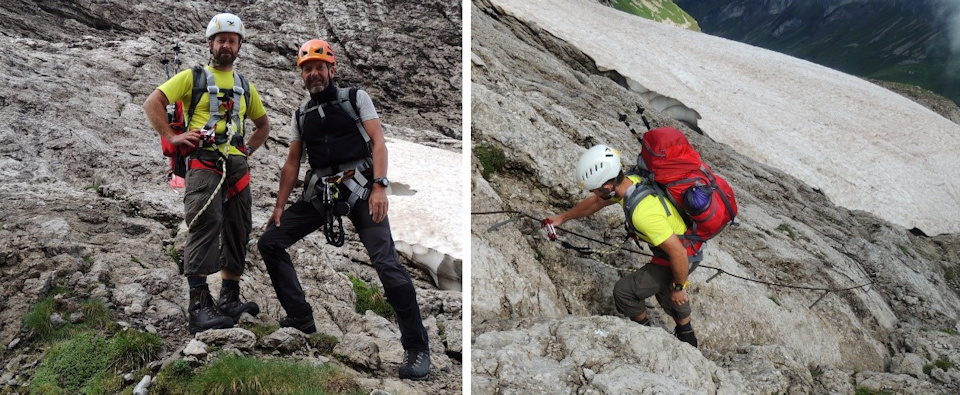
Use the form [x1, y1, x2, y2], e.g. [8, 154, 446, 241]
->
[297, 39, 335, 67]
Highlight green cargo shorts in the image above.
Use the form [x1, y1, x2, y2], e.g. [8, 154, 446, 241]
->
[613, 263, 692, 320]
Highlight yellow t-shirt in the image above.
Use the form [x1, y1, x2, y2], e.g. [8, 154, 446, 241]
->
[158, 66, 266, 156]
[615, 174, 688, 246]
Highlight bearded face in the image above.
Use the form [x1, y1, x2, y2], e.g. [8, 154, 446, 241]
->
[300, 60, 335, 94]
[209, 33, 241, 67]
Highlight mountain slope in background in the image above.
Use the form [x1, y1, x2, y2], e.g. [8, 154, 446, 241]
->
[674, 0, 960, 106]
[603, 0, 700, 31]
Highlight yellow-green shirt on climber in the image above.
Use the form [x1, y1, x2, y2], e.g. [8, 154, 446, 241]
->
[141, 13, 270, 334]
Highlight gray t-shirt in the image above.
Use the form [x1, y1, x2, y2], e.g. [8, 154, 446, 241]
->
[289, 89, 379, 142]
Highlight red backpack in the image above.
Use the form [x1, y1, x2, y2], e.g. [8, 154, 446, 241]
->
[623, 126, 738, 258]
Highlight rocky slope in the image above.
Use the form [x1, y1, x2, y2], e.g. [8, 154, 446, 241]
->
[471, 0, 960, 393]
[0, 0, 462, 393]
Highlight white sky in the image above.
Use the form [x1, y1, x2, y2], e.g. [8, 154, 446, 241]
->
[490, 0, 960, 235]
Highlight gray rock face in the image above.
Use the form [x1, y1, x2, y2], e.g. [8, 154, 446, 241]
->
[471, 0, 960, 393]
[0, 0, 461, 392]
[473, 316, 747, 394]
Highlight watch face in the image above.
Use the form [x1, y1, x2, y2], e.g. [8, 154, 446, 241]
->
[377, 178, 389, 187]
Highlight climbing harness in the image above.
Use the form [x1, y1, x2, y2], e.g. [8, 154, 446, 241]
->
[320, 172, 349, 247]
[474, 210, 875, 309]
[301, 158, 373, 247]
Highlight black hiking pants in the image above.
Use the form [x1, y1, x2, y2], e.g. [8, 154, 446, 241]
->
[257, 193, 429, 352]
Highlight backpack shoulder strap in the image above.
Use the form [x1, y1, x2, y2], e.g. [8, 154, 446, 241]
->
[237, 72, 251, 111]
[186, 65, 208, 126]
[622, 177, 671, 236]
[337, 87, 370, 144]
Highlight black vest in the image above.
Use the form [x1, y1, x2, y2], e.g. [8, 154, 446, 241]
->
[301, 87, 369, 170]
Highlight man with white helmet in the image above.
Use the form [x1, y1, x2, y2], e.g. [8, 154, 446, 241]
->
[546, 144, 700, 347]
[143, 13, 271, 333]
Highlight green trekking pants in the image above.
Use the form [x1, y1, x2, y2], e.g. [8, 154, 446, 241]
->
[613, 262, 693, 320]
[182, 150, 251, 276]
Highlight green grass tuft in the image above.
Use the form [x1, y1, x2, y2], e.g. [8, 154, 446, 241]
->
[153, 355, 364, 395]
[348, 275, 395, 319]
[169, 246, 184, 274]
[474, 143, 506, 180]
[768, 295, 782, 306]
[29, 329, 163, 393]
[110, 329, 163, 371]
[309, 333, 340, 355]
[776, 223, 797, 240]
[241, 322, 281, 339]
[23, 296, 57, 339]
[78, 299, 113, 330]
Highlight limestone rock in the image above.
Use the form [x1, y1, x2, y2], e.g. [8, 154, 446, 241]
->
[259, 327, 309, 354]
[334, 333, 381, 370]
[182, 339, 207, 357]
[195, 328, 256, 351]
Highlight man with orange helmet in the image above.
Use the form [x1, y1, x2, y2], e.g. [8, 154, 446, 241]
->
[257, 39, 431, 380]
[143, 13, 270, 333]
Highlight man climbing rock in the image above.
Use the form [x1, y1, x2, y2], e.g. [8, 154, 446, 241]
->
[546, 144, 700, 347]
[256, 39, 431, 380]
[143, 13, 271, 333]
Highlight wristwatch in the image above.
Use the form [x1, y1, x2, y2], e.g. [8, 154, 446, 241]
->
[671, 281, 690, 292]
[373, 177, 390, 187]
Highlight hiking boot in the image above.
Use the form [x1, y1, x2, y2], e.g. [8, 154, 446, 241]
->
[398, 348, 431, 380]
[188, 288, 234, 334]
[218, 287, 260, 322]
[674, 325, 698, 348]
[279, 314, 316, 334]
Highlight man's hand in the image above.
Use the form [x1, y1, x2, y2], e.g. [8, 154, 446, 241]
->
[369, 185, 388, 223]
[671, 289, 689, 305]
[168, 129, 202, 149]
[545, 215, 565, 228]
[267, 205, 284, 228]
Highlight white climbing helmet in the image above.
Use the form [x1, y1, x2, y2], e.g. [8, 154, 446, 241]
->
[205, 13, 245, 40]
[576, 144, 622, 191]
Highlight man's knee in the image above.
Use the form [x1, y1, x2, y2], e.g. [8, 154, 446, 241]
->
[257, 230, 284, 256]
[613, 277, 644, 317]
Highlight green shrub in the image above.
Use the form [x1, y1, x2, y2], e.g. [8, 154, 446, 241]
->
[153, 356, 364, 395]
[29, 332, 112, 394]
[474, 143, 506, 180]
[348, 275, 395, 319]
[170, 358, 193, 377]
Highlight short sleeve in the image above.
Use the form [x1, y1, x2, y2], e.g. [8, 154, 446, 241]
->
[289, 111, 301, 141]
[157, 68, 194, 104]
[355, 89, 380, 122]
[245, 83, 267, 121]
